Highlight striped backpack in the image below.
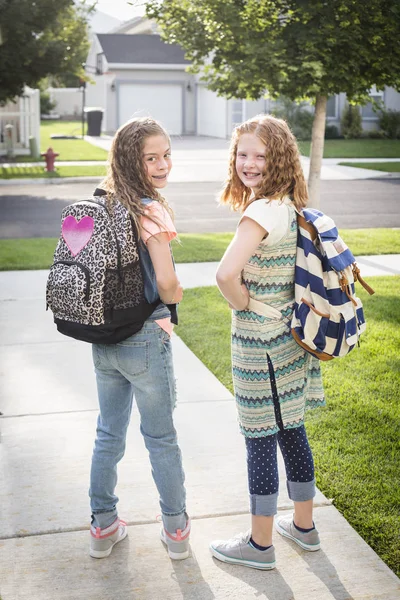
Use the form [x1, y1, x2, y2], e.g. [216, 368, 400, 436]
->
[291, 208, 375, 361]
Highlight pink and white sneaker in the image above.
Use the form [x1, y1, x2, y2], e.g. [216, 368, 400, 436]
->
[160, 517, 191, 560]
[90, 517, 128, 558]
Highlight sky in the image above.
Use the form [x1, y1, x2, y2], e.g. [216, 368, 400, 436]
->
[94, 0, 145, 22]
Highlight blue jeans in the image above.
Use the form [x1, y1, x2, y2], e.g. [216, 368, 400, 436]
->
[89, 320, 186, 530]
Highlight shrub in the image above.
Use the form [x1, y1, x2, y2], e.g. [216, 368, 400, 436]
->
[378, 108, 400, 139]
[341, 104, 363, 139]
[40, 91, 56, 116]
[325, 124, 341, 139]
[271, 97, 314, 140]
[361, 129, 387, 139]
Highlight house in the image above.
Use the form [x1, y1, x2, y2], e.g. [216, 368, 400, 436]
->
[325, 86, 400, 133]
[89, 9, 121, 34]
[85, 32, 193, 135]
[85, 17, 400, 138]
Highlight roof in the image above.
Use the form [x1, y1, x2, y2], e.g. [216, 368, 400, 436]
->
[96, 34, 190, 65]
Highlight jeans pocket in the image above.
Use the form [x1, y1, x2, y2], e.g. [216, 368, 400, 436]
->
[115, 340, 149, 377]
[159, 328, 171, 343]
[92, 344, 102, 369]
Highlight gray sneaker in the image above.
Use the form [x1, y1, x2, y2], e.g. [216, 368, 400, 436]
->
[275, 514, 320, 551]
[90, 517, 128, 558]
[210, 531, 276, 570]
[160, 516, 191, 560]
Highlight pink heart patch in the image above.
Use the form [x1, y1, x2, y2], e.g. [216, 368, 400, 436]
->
[62, 215, 94, 257]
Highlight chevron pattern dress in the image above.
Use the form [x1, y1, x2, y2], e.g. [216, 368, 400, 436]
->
[232, 199, 325, 438]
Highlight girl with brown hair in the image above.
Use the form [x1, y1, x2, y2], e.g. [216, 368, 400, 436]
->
[210, 115, 325, 569]
[88, 117, 190, 561]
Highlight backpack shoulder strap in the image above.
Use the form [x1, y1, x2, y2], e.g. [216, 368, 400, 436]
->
[296, 209, 317, 241]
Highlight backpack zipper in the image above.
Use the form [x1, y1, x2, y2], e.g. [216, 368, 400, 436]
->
[80, 198, 123, 279]
[52, 260, 91, 301]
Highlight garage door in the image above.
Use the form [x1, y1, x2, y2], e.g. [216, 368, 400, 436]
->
[197, 86, 227, 138]
[118, 83, 183, 135]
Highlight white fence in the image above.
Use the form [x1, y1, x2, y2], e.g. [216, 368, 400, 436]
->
[48, 87, 83, 117]
[0, 88, 40, 156]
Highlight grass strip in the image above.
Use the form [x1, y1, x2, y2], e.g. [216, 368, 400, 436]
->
[175, 230, 400, 261]
[2, 121, 108, 163]
[172, 233, 234, 263]
[338, 162, 400, 172]
[339, 228, 400, 256]
[0, 165, 106, 179]
[175, 277, 400, 576]
[40, 121, 108, 161]
[0, 229, 399, 271]
[299, 139, 400, 158]
[0, 238, 59, 271]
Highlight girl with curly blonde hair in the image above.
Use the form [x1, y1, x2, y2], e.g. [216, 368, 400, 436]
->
[210, 115, 325, 570]
[89, 117, 190, 562]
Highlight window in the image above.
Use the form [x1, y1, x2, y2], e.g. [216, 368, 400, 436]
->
[96, 53, 104, 76]
[326, 96, 337, 119]
[231, 100, 244, 129]
[361, 87, 384, 119]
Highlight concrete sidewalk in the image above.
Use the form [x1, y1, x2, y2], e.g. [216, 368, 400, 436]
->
[0, 269, 399, 600]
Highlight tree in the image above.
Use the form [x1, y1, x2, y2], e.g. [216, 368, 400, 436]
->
[147, 0, 400, 206]
[0, 0, 93, 104]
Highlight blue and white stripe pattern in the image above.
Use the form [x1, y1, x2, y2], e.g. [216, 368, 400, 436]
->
[291, 208, 367, 360]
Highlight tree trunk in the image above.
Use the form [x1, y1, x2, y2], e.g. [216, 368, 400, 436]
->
[308, 94, 327, 209]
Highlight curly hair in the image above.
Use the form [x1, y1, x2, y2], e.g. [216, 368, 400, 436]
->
[99, 116, 173, 234]
[219, 114, 308, 212]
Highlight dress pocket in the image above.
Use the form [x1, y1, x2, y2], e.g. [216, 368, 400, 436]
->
[246, 298, 283, 321]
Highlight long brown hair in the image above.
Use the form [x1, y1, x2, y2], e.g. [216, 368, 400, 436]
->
[219, 114, 308, 211]
[100, 117, 173, 233]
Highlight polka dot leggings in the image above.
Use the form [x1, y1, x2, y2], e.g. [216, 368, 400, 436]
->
[245, 354, 316, 516]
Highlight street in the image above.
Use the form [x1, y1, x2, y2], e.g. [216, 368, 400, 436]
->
[0, 178, 399, 238]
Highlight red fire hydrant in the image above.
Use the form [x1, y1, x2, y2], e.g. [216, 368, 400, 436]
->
[41, 147, 59, 172]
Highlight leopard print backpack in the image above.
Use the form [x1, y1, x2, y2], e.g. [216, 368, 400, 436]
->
[46, 191, 159, 344]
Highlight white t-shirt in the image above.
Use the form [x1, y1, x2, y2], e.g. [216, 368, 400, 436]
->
[239, 198, 291, 246]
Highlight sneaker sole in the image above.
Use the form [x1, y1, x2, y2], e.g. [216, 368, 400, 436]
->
[275, 521, 320, 552]
[209, 545, 276, 570]
[160, 529, 189, 560]
[90, 527, 128, 559]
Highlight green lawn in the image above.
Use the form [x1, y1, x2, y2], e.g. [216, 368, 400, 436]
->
[339, 161, 400, 172]
[338, 228, 400, 256]
[0, 229, 399, 271]
[40, 120, 108, 161]
[0, 238, 59, 271]
[299, 139, 400, 158]
[173, 233, 235, 263]
[0, 165, 106, 179]
[174, 229, 400, 261]
[2, 121, 108, 163]
[175, 277, 400, 576]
